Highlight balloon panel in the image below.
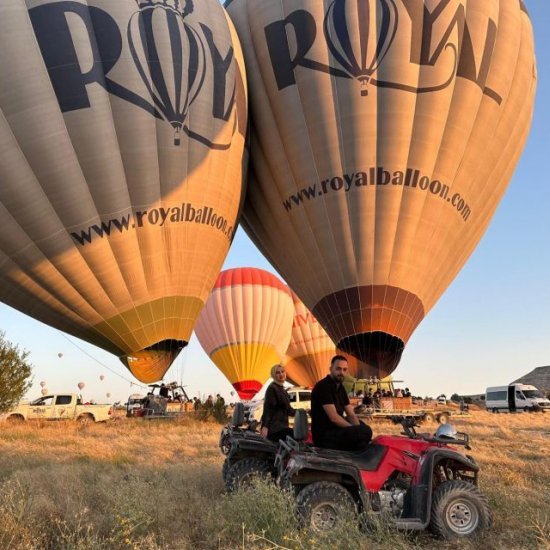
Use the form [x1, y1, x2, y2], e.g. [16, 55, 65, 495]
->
[284, 291, 378, 387]
[0, 0, 248, 382]
[195, 267, 294, 399]
[227, 0, 536, 377]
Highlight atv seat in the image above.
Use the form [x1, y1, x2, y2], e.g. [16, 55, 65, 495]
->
[313, 443, 387, 472]
[232, 402, 244, 427]
[293, 409, 308, 441]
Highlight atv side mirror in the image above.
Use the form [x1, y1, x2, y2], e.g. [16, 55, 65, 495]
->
[232, 403, 244, 427]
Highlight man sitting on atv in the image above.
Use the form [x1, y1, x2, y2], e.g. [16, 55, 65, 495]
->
[311, 355, 372, 451]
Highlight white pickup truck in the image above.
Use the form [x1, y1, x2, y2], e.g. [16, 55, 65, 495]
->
[0, 393, 112, 423]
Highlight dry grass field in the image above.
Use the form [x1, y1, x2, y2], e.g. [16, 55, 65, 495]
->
[0, 411, 547, 549]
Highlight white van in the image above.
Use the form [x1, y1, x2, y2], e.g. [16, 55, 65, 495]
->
[485, 384, 550, 413]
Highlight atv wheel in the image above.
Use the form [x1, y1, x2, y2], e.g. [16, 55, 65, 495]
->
[222, 458, 231, 484]
[225, 458, 272, 492]
[437, 413, 449, 424]
[296, 481, 356, 533]
[423, 412, 435, 423]
[430, 480, 492, 539]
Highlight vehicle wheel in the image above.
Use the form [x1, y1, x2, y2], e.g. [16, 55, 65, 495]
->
[225, 457, 272, 492]
[437, 413, 450, 424]
[6, 415, 25, 424]
[77, 414, 94, 424]
[423, 412, 435, 423]
[430, 480, 492, 539]
[222, 457, 233, 485]
[296, 481, 356, 533]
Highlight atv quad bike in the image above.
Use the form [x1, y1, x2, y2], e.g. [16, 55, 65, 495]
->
[219, 402, 278, 491]
[277, 411, 492, 540]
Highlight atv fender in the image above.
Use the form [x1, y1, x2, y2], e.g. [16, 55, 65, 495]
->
[399, 448, 479, 528]
[227, 434, 278, 464]
[283, 453, 367, 510]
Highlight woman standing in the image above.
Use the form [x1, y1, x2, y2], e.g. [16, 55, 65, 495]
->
[260, 365, 296, 442]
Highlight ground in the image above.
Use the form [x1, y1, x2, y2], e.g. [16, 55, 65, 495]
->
[0, 411, 547, 549]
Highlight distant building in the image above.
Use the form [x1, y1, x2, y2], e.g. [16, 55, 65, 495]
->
[512, 366, 550, 394]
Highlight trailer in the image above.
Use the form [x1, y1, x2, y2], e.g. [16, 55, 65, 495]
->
[355, 397, 470, 424]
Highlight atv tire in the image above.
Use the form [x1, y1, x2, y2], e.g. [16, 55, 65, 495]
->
[225, 457, 272, 492]
[296, 481, 356, 533]
[430, 480, 492, 539]
[222, 458, 232, 485]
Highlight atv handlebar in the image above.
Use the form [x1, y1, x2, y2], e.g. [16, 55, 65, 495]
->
[390, 415, 471, 449]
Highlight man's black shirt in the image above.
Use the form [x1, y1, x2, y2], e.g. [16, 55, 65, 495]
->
[311, 375, 350, 443]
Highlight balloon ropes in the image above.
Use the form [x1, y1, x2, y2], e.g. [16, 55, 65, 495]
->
[226, 0, 536, 377]
[195, 268, 294, 400]
[0, 0, 248, 384]
[284, 291, 377, 387]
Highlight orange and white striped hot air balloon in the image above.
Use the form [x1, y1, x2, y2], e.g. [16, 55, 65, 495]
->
[284, 291, 376, 387]
[195, 268, 294, 400]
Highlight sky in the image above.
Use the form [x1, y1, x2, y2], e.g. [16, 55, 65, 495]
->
[1, 1, 549, 405]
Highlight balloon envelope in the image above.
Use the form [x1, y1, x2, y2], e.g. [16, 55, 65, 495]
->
[195, 268, 294, 400]
[39, 381, 46, 388]
[227, 0, 536, 377]
[99, 375, 105, 382]
[41, 388, 48, 396]
[0, 0, 248, 384]
[284, 291, 379, 387]
[77, 382, 85, 391]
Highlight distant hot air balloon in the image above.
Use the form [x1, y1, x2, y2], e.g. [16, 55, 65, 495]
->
[77, 382, 85, 391]
[99, 375, 105, 382]
[0, 0, 248, 384]
[106, 392, 111, 399]
[41, 388, 48, 396]
[40, 381, 46, 388]
[284, 291, 377, 387]
[227, 0, 536, 377]
[195, 268, 294, 400]
[57, 353, 63, 358]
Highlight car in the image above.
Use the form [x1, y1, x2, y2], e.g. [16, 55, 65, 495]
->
[244, 387, 312, 423]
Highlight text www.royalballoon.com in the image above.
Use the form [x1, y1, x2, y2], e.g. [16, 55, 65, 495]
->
[282, 167, 471, 221]
[70, 203, 235, 246]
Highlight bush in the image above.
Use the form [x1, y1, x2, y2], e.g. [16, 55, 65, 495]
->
[0, 332, 33, 413]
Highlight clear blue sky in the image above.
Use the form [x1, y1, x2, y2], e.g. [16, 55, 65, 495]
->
[2, 1, 549, 404]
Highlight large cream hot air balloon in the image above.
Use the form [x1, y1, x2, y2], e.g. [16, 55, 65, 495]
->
[195, 268, 294, 400]
[0, 0, 247, 383]
[285, 291, 377, 387]
[227, 0, 536, 377]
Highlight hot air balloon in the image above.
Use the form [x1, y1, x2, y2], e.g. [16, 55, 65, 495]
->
[57, 353, 63, 358]
[284, 291, 377, 387]
[227, 0, 536, 377]
[41, 388, 48, 396]
[195, 268, 294, 400]
[78, 382, 85, 391]
[99, 375, 105, 382]
[0, 0, 248, 384]
[106, 392, 111, 399]
[40, 381, 46, 388]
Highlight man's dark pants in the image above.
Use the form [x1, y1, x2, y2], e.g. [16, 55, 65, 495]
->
[315, 423, 372, 451]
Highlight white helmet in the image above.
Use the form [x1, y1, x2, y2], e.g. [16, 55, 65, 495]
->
[435, 424, 458, 440]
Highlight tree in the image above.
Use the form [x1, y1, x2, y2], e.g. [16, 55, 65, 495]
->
[0, 331, 33, 413]
[450, 393, 461, 402]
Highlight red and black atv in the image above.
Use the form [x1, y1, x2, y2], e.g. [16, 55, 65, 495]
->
[276, 411, 492, 540]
